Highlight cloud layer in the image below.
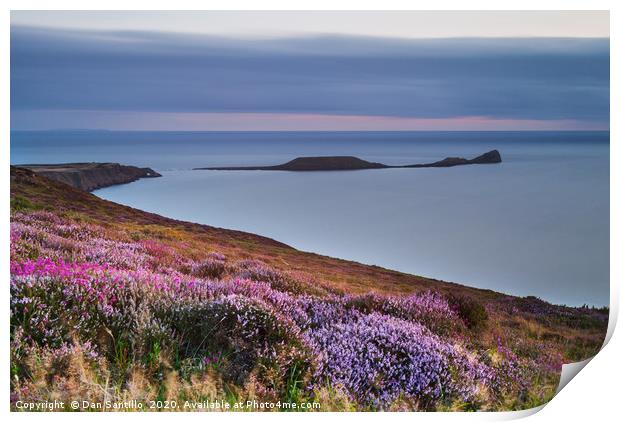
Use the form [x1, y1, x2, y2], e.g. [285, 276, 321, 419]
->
[11, 26, 609, 130]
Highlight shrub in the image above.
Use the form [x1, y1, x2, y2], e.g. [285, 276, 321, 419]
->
[159, 295, 315, 389]
[308, 312, 489, 410]
[344, 291, 464, 335]
[234, 259, 283, 283]
[190, 258, 228, 279]
[448, 295, 488, 330]
[206, 251, 227, 261]
[10, 196, 39, 212]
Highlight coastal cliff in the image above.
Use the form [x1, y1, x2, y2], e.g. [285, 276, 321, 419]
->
[15, 162, 161, 192]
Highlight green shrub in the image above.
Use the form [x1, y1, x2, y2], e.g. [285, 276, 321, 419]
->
[11, 195, 40, 212]
[449, 295, 488, 329]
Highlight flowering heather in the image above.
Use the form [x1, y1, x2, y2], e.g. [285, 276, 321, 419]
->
[190, 257, 228, 279]
[343, 291, 464, 336]
[207, 251, 227, 261]
[308, 313, 484, 408]
[9, 209, 607, 411]
[234, 259, 284, 283]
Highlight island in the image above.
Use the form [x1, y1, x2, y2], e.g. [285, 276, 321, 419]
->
[15, 162, 161, 192]
[403, 149, 502, 168]
[195, 150, 502, 171]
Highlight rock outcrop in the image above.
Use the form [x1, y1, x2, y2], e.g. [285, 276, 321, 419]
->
[16, 163, 161, 192]
[404, 150, 502, 168]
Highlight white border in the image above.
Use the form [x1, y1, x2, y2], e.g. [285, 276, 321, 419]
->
[2, 1, 616, 421]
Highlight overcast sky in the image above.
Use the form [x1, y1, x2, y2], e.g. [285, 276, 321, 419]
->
[10, 11, 610, 131]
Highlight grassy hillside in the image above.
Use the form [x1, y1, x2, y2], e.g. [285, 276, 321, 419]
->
[10, 166, 608, 411]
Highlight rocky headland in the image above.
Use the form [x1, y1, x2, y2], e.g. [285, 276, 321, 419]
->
[15, 162, 161, 192]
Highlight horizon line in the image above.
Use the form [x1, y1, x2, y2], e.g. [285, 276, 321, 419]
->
[10, 129, 611, 133]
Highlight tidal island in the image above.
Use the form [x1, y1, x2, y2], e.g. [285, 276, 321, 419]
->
[195, 150, 502, 171]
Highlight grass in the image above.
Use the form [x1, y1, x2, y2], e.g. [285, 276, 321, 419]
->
[11, 195, 40, 212]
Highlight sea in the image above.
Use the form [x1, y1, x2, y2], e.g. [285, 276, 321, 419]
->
[10, 130, 610, 307]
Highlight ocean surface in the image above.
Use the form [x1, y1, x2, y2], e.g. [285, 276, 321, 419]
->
[11, 131, 610, 307]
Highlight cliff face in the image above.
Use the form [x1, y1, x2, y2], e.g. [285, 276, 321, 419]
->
[15, 163, 161, 191]
[469, 149, 502, 164]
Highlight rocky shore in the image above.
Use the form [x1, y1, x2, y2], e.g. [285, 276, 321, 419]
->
[15, 162, 161, 192]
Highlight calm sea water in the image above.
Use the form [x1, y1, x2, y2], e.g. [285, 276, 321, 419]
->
[11, 131, 610, 307]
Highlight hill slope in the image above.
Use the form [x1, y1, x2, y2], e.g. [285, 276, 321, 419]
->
[9, 166, 607, 411]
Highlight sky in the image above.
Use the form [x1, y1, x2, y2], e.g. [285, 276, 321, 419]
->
[10, 11, 610, 131]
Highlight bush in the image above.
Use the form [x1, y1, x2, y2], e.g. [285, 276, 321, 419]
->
[10, 196, 39, 212]
[345, 291, 463, 336]
[308, 312, 486, 409]
[191, 257, 228, 279]
[159, 296, 314, 388]
[448, 295, 488, 330]
[234, 259, 283, 283]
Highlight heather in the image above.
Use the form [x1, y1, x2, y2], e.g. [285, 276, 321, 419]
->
[9, 168, 608, 411]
